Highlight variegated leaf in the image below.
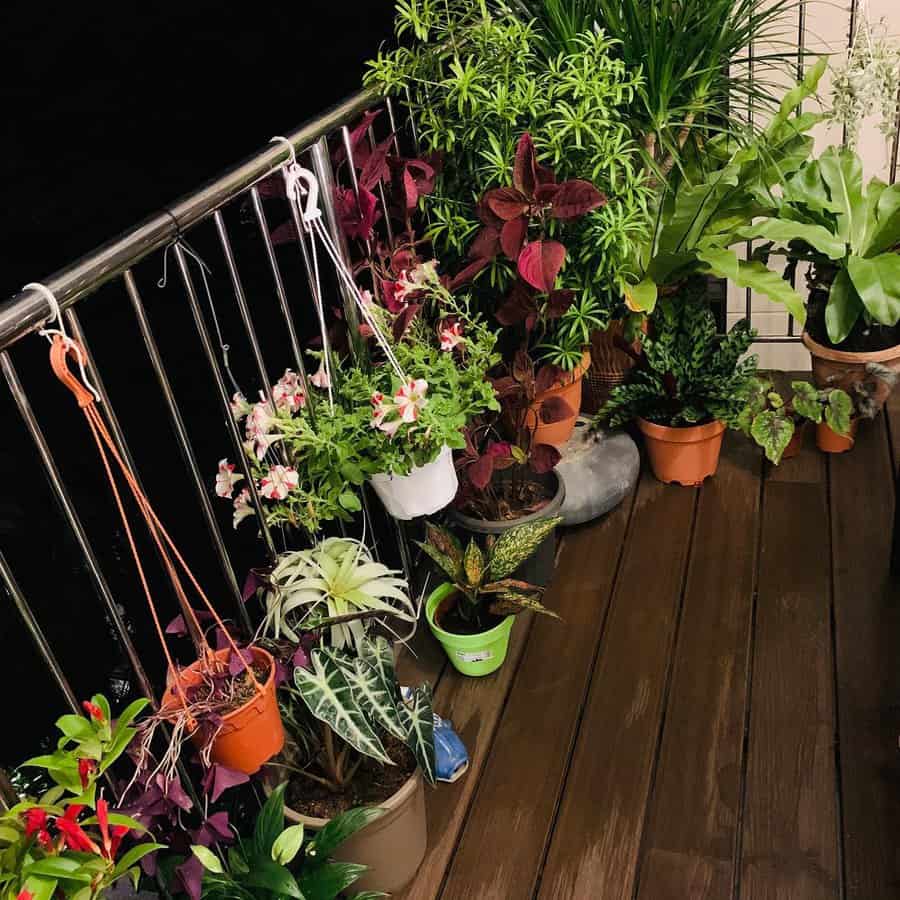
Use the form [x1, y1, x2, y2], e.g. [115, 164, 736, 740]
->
[488, 516, 561, 580]
[341, 655, 407, 742]
[463, 539, 485, 587]
[488, 590, 561, 620]
[293, 650, 392, 765]
[424, 522, 463, 570]
[416, 541, 460, 583]
[400, 685, 435, 786]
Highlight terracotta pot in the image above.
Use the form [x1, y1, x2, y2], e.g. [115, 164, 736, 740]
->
[781, 421, 807, 460]
[816, 419, 858, 453]
[280, 771, 427, 894]
[637, 418, 726, 486]
[528, 351, 591, 448]
[448, 470, 565, 589]
[802, 332, 900, 414]
[163, 647, 284, 775]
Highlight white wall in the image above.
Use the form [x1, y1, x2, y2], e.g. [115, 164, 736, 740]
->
[725, 0, 900, 369]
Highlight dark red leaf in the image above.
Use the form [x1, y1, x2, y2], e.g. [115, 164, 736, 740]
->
[333, 109, 382, 166]
[546, 289, 575, 319]
[534, 183, 561, 204]
[406, 158, 436, 195]
[255, 173, 284, 199]
[476, 194, 504, 229]
[393, 303, 421, 341]
[535, 363, 565, 395]
[468, 225, 501, 260]
[485, 187, 530, 221]
[495, 296, 529, 326]
[201, 765, 250, 803]
[269, 220, 299, 247]
[449, 256, 490, 291]
[500, 217, 528, 260]
[334, 186, 380, 240]
[512, 349, 534, 385]
[540, 395, 574, 424]
[467, 453, 495, 490]
[517, 240, 566, 292]
[551, 180, 607, 220]
[529, 443, 561, 473]
[489, 376, 522, 399]
[360, 135, 394, 190]
[513, 133, 537, 196]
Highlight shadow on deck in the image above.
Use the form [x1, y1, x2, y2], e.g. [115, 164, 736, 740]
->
[398, 380, 900, 900]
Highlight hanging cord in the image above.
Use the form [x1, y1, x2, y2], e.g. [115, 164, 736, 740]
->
[158, 241, 243, 399]
[48, 335, 265, 713]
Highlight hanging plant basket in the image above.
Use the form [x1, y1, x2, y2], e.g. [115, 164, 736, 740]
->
[369, 444, 458, 520]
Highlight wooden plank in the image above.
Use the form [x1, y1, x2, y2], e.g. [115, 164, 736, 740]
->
[635, 433, 761, 899]
[436, 490, 637, 900]
[397, 611, 534, 900]
[739, 427, 840, 898]
[830, 413, 900, 900]
[535, 474, 698, 900]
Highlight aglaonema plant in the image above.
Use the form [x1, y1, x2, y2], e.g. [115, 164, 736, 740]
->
[418, 519, 562, 631]
[191, 783, 382, 900]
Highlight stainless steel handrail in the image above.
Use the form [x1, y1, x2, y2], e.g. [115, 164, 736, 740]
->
[0, 88, 375, 352]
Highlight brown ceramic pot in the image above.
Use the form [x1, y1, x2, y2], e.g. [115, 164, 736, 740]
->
[803, 332, 900, 413]
[638, 418, 726, 485]
[781, 421, 808, 460]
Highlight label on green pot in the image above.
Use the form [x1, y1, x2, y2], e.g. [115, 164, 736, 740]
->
[456, 649, 493, 663]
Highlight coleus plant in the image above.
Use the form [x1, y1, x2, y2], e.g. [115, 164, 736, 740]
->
[418, 519, 562, 633]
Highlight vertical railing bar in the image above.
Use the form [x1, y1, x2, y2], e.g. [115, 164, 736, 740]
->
[787, 1, 807, 340]
[385, 96, 403, 155]
[324, 132, 414, 581]
[213, 210, 277, 410]
[249, 186, 316, 423]
[123, 270, 251, 631]
[0, 550, 80, 714]
[401, 88, 421, 153]
[174, 244, 278, 562]
[368, 126, 395, 246]
[0, 350, 159, 705]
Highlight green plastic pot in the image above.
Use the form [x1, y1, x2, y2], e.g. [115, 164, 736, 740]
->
[425, 583, 514, 677]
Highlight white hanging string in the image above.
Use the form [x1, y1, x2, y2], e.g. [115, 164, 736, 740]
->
[158, 240, 243, 398]
[27, 282, 102, 403]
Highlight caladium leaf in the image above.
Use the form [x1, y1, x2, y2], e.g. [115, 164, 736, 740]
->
[293, 651, 392, 765]
[518, 240, 566, 293]
[358, 635, 400, 705]
[550, 180, 606, 220]
[400, 685, 435, 786]
[488, 516, 561, 579]
[342, 655, 406, 741]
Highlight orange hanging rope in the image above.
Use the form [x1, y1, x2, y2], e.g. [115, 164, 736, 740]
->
[49, 335, 265, 708]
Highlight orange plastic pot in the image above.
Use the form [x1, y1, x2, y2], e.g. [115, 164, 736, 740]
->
[163, 646, 284, 774]
[816, 419, 857, 454]
[637, 418, 726, 485]
[528, 351, 591, 448]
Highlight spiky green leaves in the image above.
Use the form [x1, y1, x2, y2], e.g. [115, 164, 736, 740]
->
[488, 516, 562, 579]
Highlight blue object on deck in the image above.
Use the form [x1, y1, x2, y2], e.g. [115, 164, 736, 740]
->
[402, 686, 469, 783]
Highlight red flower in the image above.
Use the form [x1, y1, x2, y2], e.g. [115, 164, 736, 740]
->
[78, 758, 97, 790]
[23, 807, 47, 837]
[96, 797, 127, 860]
[82, 701, 104, 723]
[55, 805, 101, 855]
[17, 890, 33, 900]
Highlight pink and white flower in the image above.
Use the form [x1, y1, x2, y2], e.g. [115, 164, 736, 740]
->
[272, 369, 306, 413]
[259, 465, 300, 501]
[394, 378, 428, 423]
[233, 488, 254, 528]
[439, 321, 465, 352]
[215, 459, 244, 499]
[371, 391, 403, 437]
[245, 401, 279, 461]
[359, 288, 374, 309]
[230, 392, 251, 421]
[310, 363, 331, 389]
[400, 260, 439, 294]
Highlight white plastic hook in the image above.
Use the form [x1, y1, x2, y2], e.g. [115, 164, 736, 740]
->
[269, 135, 297, 167]
[283, 165, 322, 230]
[27, 282, 102, 403]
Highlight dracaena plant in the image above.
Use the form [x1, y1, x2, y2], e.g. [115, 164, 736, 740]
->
[454, 350, 566, 521]
[190, 783, 381, 900]
[259, 538, 417, 653]
[276, 635, 435, 794]
[1, 696, 162, 900]
[418, 519, 562, 631]
[594, 292, 759, 429]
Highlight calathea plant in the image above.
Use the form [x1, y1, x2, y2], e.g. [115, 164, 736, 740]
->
[418, 519, 562, 632]
[595, 293, 759, 429]
[279, 635, 435, 793]
[190, 783, 380, 900]
[259, 538, 416, 654]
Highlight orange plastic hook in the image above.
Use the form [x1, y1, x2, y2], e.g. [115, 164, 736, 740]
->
[50, 334, 96, 408]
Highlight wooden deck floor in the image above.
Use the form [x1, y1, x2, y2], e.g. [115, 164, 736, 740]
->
[398, 382, 900, 900]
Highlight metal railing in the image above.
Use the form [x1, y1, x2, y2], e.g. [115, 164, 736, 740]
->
[0, 87, 420, 756]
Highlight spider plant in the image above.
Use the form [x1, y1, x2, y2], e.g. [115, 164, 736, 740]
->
[261, 538, 417, 652]
[514, 0, 803, 180]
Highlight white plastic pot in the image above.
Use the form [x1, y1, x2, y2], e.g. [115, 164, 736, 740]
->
[369, 445, 458, 520]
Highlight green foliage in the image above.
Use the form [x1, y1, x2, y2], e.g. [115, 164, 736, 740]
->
[192, 783, 382, 900]
[260, 538, 415, 653]
[595, 293, 758, 429]
[289, 636, 436, 788]
[419, 518, 562, 628]
[737, 378, 795, 463]
[366, 2, 650, 314]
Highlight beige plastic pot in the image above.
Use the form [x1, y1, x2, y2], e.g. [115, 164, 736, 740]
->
[280, 771, 427, 894]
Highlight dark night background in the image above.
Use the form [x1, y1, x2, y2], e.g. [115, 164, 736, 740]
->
[1, 2, 395, 765]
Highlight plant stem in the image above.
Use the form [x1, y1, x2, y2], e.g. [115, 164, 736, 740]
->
[322, 723, 340, 786]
